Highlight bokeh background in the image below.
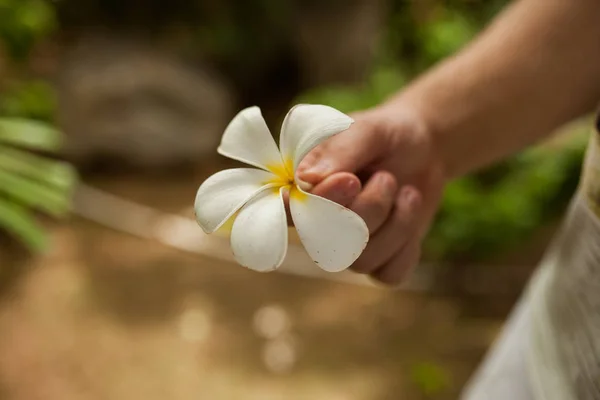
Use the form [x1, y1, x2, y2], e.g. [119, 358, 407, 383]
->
[0, 1, 590, 399]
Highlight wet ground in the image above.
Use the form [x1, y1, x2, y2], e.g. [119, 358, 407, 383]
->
[0, 166, 536, 400]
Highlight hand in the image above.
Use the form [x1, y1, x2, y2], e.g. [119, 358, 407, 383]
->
[296, 106, 446, 286]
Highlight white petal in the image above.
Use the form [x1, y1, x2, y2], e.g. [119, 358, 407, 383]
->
[194, 168, 279, 234]
[218, 106, 284, 171]
[290, 187, 368, 272]
[279, 104, 353, 172]
[230, 187, 288, 272]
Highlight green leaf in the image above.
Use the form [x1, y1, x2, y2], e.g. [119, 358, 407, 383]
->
[0, 0, 57, 61]
[0, 196, 46, 251]
[0, 169, 70, 217]
[0, 80, 57, 121]
[410, 362, 451, 396]
[0, 146, 77, 190]
[0, 118, 62, 151]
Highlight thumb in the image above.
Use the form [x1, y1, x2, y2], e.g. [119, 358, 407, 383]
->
[296, 116, 388, 184]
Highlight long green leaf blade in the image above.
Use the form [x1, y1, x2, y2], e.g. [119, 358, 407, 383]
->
[0, 118, 62, 151]
[0, 145, 77, 190]
[0, 169, 70, 217]
[0, 196, 47, 251]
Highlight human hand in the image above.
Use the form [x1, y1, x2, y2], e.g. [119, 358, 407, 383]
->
[296, 106, 446, 286]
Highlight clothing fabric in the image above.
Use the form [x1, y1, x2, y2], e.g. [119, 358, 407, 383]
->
[461, 297, 535, 400]
[462, 122, 600, 400]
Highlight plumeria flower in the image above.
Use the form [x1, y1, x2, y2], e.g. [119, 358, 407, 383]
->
[194, 104, 369, 272]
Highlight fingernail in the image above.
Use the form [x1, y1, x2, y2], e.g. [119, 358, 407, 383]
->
[343, 178, 361, 197]
[299, 159, 331, 177]
[296, 178, 314, 191]
[402, 188, 419, 209]
[377, 174, 396, 198]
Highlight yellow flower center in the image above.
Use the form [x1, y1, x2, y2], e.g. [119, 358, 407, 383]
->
[266, 158, 294, 185]
[265, 158, 307, 202]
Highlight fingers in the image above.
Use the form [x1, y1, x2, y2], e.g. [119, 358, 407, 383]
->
[310, 172, 361, 206]
[305, 172, 428, 286]
[297, 115, 390, 184]
[351, 187, 421, 274]
[350, 171, 397, 234]
[371, 238, 421, 286]
[285, 172, 361, 225]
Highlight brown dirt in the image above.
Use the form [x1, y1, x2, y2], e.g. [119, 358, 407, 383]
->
[0, 171, 522, 400]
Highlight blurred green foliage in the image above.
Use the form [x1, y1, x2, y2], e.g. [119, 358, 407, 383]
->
[0, 0, 75, 252]
[0, 0, 58, 123]
[297, 0, 587, 263]
[0, 0, 56, 61]
[0, 0, 588, 261]
[297, 66, 407, 114]
[410, 361, 451, 397]
[0, 80, 57, 121]
[0, 119, 77, 251]
[426, 131, 586, 262]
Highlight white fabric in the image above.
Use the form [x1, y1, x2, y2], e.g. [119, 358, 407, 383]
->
[461, 296, 535, 400]
[528, 194, 600, 400]
[526, 133, 600, 400]
[463, 132, 600, 400]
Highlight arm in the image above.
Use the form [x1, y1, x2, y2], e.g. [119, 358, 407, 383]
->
[298, 0, 600, 285]
[386, 0, 600, 179]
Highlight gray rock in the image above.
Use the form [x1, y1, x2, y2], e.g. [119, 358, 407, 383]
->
[58, 35, 234, 168]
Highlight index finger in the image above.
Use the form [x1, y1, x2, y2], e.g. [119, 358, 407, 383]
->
[284, 172, 361, 225]
[296, 113, 391, 184]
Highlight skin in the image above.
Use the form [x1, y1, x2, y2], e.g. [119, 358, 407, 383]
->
[296, 0, 600, 286]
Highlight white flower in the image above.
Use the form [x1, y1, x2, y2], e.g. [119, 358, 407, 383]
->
[194, 104, 369, 272]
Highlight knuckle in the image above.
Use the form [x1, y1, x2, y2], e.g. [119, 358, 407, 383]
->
[372, 244, 421, 286]
[391, 200, 417, 229]
[358, 193, 393, 223]
[369, 198, 391, 219]
[350, 259, 375, 274]
[351, 239, 402, 275]
[372, 270, 402, 287]
[350, 253, 380, 274]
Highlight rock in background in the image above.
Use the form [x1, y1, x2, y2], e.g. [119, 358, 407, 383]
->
[57, 35, 233, 169]
[53, 0, 387, 169]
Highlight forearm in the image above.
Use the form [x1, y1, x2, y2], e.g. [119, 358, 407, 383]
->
[383, 0, 600, 179]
